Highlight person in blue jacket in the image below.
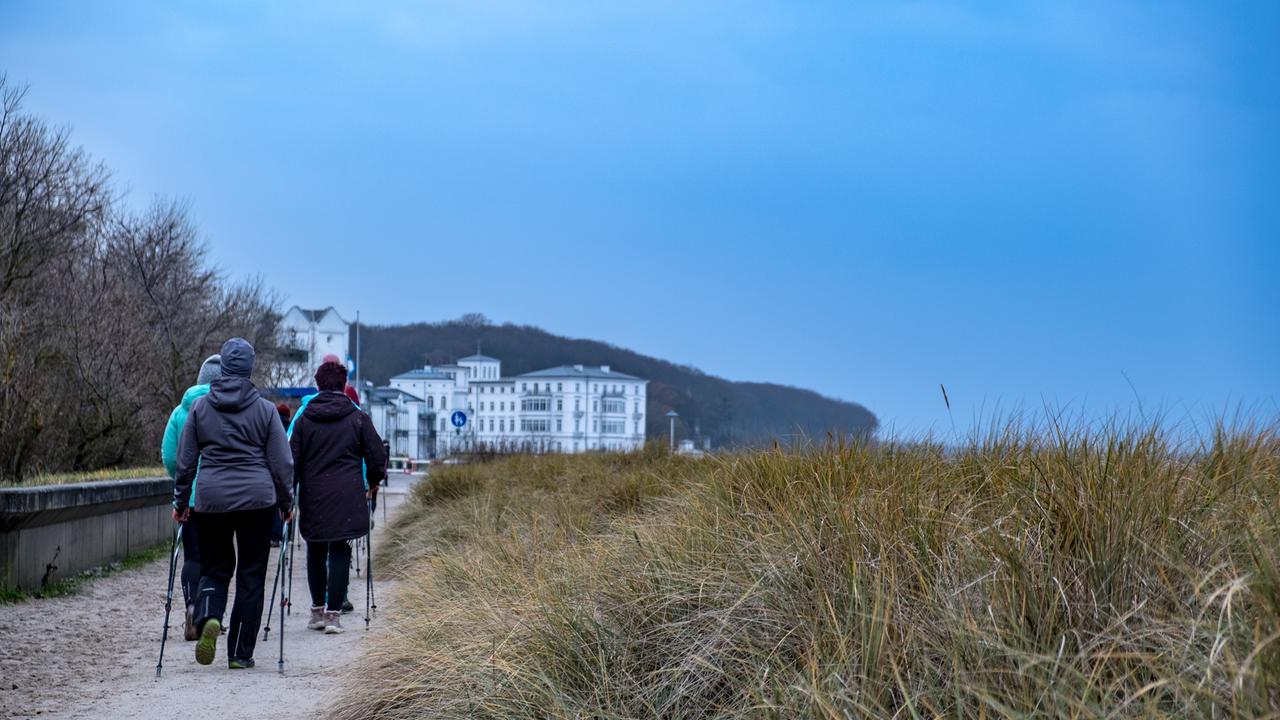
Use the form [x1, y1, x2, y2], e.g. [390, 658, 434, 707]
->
[160, 353, 220, 641]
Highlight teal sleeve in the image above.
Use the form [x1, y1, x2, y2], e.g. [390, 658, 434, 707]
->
[286, 393, 317, 439]
[160, 405, 185, 479]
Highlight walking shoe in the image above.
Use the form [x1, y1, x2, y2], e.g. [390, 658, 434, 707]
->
[195, 618, 221, 665]
[184, 604, 198, 641]
[228, 657, 255, 670]
[323, 610, 344, 634]
[341, 598, 354, 614]
[308, 606, 326, 630]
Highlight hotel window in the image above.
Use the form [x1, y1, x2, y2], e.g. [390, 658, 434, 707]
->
[500, 419, 505, 432]
[556, 383, 562, 392]
[603, 420, 625, 434]
[522, 398, 549, 412]
[593, 419, 598, 432]
[489, 402, 494, 411]
[545, 383, 551, 392]
[427, 397, 434, 409]
[556, 419, 563, 432]
[593, 400, 598, 412]
[574, 399, 580, 411]
[556, 399, 563, 411]
[489, 419, 494, 432]
[441, 397, 447, 410]
[603, 399, 624, 414]
[521, 383, 527, 392]
[575, 383, 580, 392]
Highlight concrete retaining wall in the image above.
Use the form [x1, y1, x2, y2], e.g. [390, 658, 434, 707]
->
[0, 477, 173, 591]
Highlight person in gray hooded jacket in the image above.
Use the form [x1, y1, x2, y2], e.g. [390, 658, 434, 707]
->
[173, 337, 294, 669]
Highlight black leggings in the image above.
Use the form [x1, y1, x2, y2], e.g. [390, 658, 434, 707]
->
[306, 540, 352, 612]
[193, 507, 274, 661]
[180, 516, 200, 607]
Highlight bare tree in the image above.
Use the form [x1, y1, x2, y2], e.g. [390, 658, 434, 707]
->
[0, 78, 284, 480]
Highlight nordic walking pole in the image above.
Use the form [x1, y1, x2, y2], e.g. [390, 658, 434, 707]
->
[279, 508, 295, 674]
[286, 483, 298, 616]
[365, 501, 375, 629]
[262, 517, 288, 641]
[155, 523, 183, 677]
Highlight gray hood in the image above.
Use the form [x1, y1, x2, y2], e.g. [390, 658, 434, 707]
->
[207, 377, 260, 412]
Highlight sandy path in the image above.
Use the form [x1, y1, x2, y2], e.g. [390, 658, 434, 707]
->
[0, 471, 421, 720]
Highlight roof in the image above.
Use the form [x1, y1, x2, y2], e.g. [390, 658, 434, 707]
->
[287, 305, 348, 325]
[517, 365, 645, 381]
[368, 386, 423, 402]
[391, 368, 456, 381]
[459, 354, 500, 363]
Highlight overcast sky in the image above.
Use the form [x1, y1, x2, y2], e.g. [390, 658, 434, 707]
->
[2, 1, 1276, 436]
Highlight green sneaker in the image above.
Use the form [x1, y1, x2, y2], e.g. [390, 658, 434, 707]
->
[195, 618, 221, 665]
[228, 657, 255, 670]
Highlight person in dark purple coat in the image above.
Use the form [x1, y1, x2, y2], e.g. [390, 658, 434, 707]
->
[289, 360, 387, 634]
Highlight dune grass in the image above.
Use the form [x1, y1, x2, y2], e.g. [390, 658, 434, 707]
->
[336, 424, 1280, 719]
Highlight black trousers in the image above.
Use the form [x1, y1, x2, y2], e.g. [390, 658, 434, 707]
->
[180, 515, 201, 607]
[193, 506, 274, 661]
[306, 540, 352, 611]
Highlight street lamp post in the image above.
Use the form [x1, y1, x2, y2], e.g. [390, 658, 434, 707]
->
[665, 410, 679, 452]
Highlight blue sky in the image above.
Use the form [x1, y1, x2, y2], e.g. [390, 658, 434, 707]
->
[2, 1, 1276, 435]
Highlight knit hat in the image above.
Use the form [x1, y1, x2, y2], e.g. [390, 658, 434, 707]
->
[314, 361, 348, 392]
[219, 338, 255, 378]
[196, 355, 222, 385]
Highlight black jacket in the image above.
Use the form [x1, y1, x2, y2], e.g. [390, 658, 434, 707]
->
[174, 377, 294, 514]
[289, 392, 387, 542]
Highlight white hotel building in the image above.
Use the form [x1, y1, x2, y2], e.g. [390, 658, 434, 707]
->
[365, 354, 647, 459]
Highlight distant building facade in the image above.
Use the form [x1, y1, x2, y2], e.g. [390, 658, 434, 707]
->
[366, 354, 647, 458]
[277, 306, 350, 392]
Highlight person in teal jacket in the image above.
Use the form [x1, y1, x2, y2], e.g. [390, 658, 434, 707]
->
[161, 354, 221, 641]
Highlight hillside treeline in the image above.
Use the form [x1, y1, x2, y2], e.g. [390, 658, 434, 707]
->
[0, 80, 279, 480]
[356, 314, 877, 447]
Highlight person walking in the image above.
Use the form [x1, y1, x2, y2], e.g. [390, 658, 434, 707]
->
[289, 360, 386, 634]
[173, 338, 294, 669]
[160, 354, 221, 641]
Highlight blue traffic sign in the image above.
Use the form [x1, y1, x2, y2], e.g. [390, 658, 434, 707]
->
[450, 410, 467, 428]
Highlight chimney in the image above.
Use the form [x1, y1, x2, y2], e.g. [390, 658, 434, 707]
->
[574, 364, 584, 372]
[601, 365, 611, 373]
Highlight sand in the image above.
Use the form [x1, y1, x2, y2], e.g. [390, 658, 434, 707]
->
[0, 472, 419, 720]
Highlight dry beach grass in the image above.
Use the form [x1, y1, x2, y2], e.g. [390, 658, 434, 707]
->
[333, 423, 1280, 719]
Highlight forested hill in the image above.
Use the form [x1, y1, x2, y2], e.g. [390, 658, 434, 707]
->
[354, 316, 877, 448]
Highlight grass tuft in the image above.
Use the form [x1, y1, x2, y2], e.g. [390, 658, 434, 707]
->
[336, 423, 1280, 719]
[0, 466, 166, 488]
